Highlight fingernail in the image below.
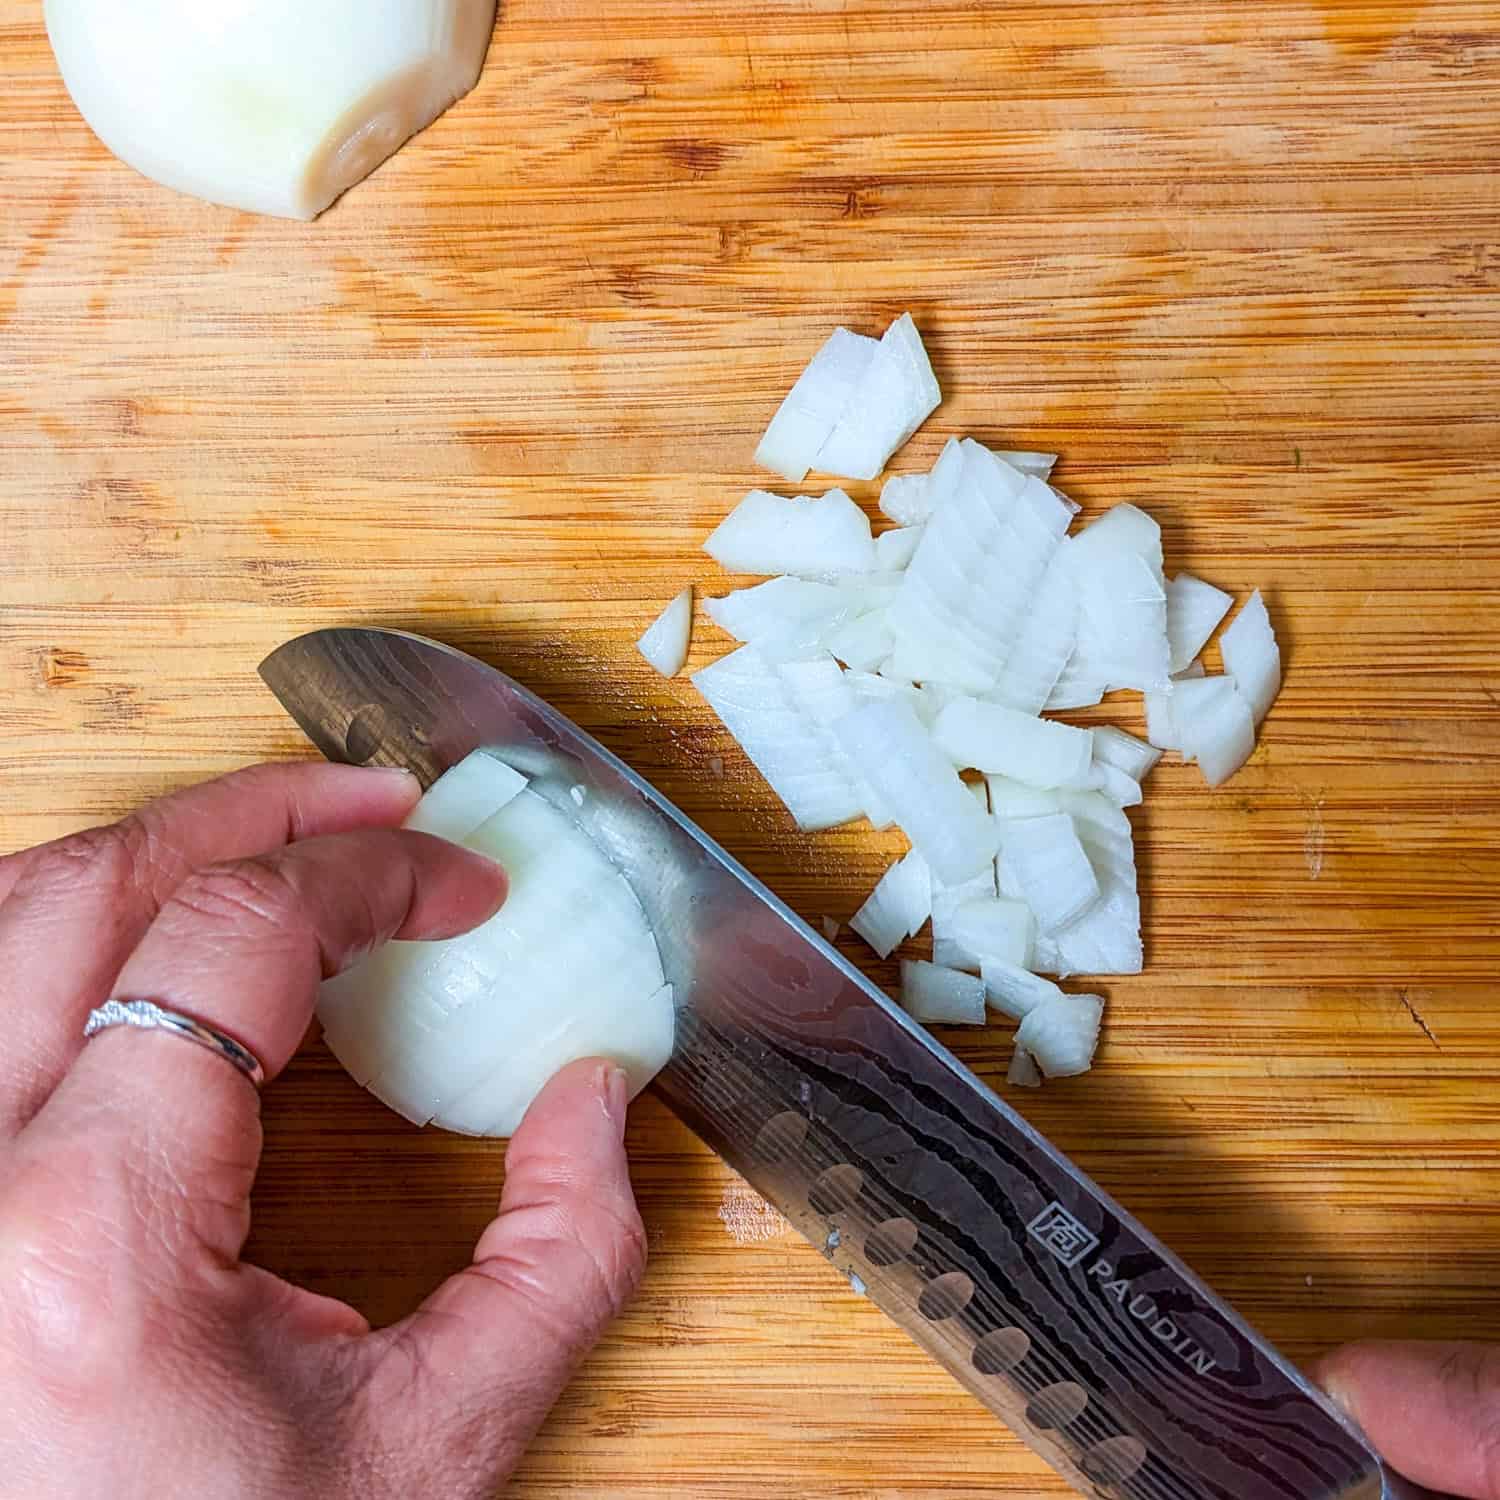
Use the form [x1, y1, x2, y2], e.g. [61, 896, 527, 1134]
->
[368, 766, 420, 781]
[459, 849, 509, 915]
[1309, 1357, 1357, 1419]
[601, 1065, 630, 1135]
[1319, 1373, 1357, 1419]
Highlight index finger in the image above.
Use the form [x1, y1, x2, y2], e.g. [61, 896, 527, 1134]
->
[1314, 1340, 1500, 1497]
[23, 827, 507, 1262]
[0, 761, 420, 1134]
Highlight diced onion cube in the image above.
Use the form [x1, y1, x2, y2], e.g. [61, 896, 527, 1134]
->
[900, 960, 987, 1026]
[1016, 992, 1105, 1078]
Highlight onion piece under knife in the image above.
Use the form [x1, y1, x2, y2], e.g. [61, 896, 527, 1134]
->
[318, 752, 674, 1137]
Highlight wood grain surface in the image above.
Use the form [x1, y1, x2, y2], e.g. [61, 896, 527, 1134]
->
[2, 1, 1499, 1493]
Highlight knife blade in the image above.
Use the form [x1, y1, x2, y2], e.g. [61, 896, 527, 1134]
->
[260, 626, 1441, 1500]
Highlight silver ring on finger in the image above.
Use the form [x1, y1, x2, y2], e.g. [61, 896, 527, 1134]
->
[83, 999, 267, 1092]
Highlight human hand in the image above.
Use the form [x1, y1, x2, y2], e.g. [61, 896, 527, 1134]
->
[0, 763, 647, 1499]
[1315, 1342, 1498, 1497]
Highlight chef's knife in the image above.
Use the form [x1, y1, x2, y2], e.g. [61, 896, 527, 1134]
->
[260, 626, 1443, 1500]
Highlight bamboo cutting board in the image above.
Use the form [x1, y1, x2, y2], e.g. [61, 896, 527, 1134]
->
[3, 1, 1499, 1493]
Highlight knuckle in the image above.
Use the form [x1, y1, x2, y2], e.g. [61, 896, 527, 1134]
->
[23, 815, 161, 901]
[168, 856, 302, 937]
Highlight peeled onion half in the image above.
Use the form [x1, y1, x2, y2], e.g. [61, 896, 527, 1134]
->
[44, 0, 497, 219]
[318, 751, 675, 1137]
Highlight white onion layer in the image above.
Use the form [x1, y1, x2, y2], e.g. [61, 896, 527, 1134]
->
[1166, 573, 1233, 675]
[704, 489, 876, 579]
[998, 813, 1101, 935]
[888, 440, 1070, 692]
[1090, 725, 1162, 783]
[933, 696, 1094, 790]
[879, 473, 931, 526]
[1030, 792, 1142, 978]
[815, 315, 942, 482]
[1221, 589, 1282, 724]
[981, 960, 1065, 1021]
[401, 749, 526, 842]
[948, 898, 1034, 968]
[875, 526, 924, 572]
[850, 848, 933, 959]
[989, 546, 1078, 716]
[1174, 674, 1257, 788]
[755, 327, 880, 484]
[1006, 1047, 1043, 1087]
[704, 576, 853, 662]
[930, 792, 999, 969]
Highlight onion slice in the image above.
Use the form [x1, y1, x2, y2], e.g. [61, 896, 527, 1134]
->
[1166, 573, 1233, 675]
[948, 898, 1034, 969]
[704, 489, 875, 579]
[850, 849, 933, 958]
[989, 546, 1077, 716]
[1174, 674, 1257, 787]
[930, 786, 999, 968]
[1006, 1047, 1043, 1088]
[1090, 726, 1162, 783]
[995, 451, 1058, 479]
[980, 959, 1066, 1021]
[704, 576, 853, 661]
[998, 813, 1101, 935]
[875, 526, 924, 572]
[401, 749, 526, 842]
[755, 327, 880, 484]
[900, 960, 987, 1026]
[879, 473, 931, 526]
[888, 441, 1071, 692]
[933, 697, 1094, 790]
[1029, 791, 1142, 978]
[1221, 589, 1282, 724]
[815, 315, 942, 482]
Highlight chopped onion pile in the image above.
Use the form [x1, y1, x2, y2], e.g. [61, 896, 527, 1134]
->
[319, 751, 675, 1136]
[686, 312, 1284, 1086]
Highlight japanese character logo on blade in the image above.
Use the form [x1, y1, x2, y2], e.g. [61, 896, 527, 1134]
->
[1027, 1202, 1100, 1269]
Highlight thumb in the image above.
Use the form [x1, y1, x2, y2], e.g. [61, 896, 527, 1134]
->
[1313, 1340, 1500, 1499]
[353, 1058, 647, 1493]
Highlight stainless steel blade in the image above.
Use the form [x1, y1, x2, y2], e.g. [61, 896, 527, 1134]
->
[260, 626, 1441, 1500]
